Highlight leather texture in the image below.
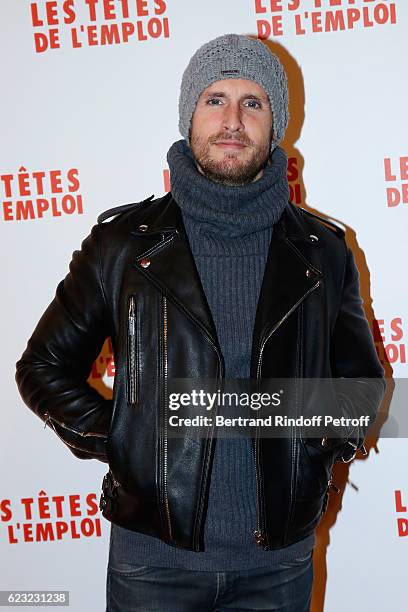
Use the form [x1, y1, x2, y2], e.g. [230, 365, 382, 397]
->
[15, 193, 386, 552]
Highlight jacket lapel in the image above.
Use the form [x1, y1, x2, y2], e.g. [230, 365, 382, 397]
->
[250, 203, 324, 376]
[130, 194, 220, 350]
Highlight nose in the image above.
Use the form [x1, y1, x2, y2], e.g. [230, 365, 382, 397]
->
[221, 102, 244, 133]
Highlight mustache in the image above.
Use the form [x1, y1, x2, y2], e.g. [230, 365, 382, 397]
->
[209, 132, 254, 147]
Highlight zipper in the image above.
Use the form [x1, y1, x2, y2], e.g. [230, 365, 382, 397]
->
[253, 436, 265, 546]
[256, 279, 321, 380]
[192, 349, 224, 551]
[162, 295, 173, 541]
[43, 413, 107, 455]
[43, 412, 107, 438]
[127, 296, 138, 405]
[322, 475, 340, 515]
[253, 278, 321, 549]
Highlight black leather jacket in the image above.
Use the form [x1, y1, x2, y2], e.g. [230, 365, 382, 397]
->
[15, 193, 385, 552]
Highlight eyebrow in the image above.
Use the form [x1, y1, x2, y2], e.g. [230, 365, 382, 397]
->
[202, 91, 270, 105]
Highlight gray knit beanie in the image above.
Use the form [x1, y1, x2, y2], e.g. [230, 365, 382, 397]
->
[178, 33, 289, 153]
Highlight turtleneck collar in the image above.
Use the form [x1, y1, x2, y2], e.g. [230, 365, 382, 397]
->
[166, 139, 290, 242]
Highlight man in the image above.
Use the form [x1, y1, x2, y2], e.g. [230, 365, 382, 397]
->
[16, 34, 385, 611]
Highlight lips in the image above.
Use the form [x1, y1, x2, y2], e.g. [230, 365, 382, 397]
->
[214, 140, 246, 149]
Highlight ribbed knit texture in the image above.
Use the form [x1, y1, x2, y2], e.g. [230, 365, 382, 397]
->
[108, 140, 315, 571]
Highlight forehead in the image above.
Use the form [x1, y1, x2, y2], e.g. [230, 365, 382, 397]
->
[199, 78, 269, 101]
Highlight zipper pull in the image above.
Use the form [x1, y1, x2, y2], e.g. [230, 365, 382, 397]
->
[322, 477, 340, 515]
[99, 494, 107, 511]
[253, 529, 266, 546]
[128, 298, 136, 335]
[110, 470, 121, 488]
[328, 477, 340, 494]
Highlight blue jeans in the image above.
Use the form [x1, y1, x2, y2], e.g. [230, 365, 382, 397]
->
[105, 551, 313, 611]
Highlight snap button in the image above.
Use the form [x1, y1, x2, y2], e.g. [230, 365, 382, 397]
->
[305, 269, 313, 277]
[309, 234, 319, 242]
[140, 258, 151, 268]
[139, 224, 148, 232]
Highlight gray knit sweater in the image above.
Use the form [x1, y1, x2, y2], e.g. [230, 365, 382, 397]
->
[108, 140, 315, 571]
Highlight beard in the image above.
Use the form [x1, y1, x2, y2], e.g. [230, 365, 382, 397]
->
[190, 130, 271, 187]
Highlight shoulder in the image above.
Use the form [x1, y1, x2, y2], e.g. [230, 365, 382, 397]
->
[295, 205, 345, 240]
[94, 193, 174, 258]
[96, 194, 156, 225]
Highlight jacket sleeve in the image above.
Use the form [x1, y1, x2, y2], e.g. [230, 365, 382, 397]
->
[330, 245, 386, 461]
[15, 224, 113, 463]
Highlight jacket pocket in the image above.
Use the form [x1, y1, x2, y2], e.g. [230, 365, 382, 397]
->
[127, 295, 138, 405]
[298, 437, 336, 497]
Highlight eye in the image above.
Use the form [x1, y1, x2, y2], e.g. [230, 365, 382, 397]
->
[206, 97, 223, 106]
[244, 99, 262, 109]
